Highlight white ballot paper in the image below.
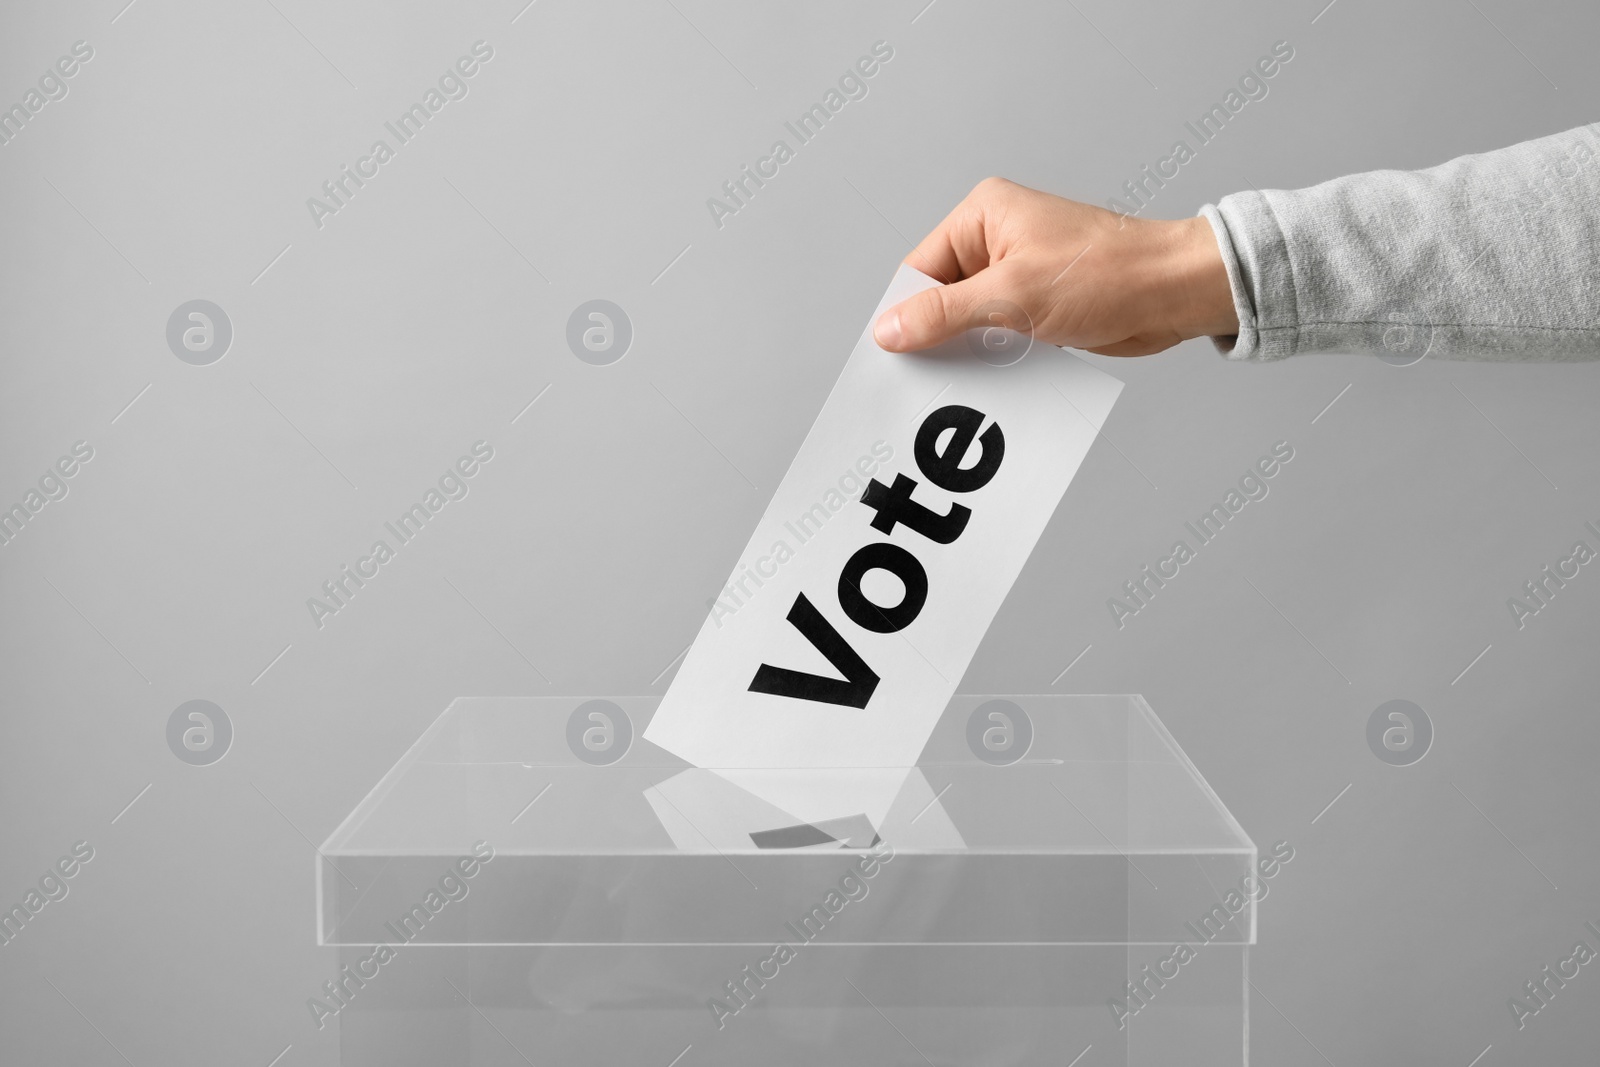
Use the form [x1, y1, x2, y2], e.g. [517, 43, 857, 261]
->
[643, 264, 1123, 769]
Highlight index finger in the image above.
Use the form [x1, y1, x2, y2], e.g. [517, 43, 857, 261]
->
[901, 179, 1003, 285]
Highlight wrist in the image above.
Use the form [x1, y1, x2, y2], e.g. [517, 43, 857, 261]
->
[1165, 215, 1239, 340]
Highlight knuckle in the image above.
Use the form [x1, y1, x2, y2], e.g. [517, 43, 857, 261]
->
[910, 291, 953, 337]
[974, 176, 1013, 197]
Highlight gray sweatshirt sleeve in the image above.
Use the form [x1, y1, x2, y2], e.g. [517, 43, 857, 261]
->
[1199, 124, 1600, 361]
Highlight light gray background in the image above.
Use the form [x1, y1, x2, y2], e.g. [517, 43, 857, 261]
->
[2, 0, 1596, 1063]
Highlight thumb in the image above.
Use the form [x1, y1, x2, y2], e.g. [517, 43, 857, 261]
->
[873, 271, 1014, 353]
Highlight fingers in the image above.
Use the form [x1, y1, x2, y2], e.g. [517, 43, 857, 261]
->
[1083, 333, 1182, 358]
[900, 177, 1013, 285]
[874, 268, 1015, 353]
[902, 213, 978, 286]
[1082, 340, 1156, 357]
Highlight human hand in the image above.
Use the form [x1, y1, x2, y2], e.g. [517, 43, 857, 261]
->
[873, 178, 1238, 357]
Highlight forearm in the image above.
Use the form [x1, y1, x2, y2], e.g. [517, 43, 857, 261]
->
[1202, 123, 1600, 361]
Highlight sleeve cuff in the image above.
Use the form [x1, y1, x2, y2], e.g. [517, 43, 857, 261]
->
[1200, 195, 1298, 361]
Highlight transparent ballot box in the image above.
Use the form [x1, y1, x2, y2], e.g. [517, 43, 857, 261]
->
[318, 695, 1257, 1066]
